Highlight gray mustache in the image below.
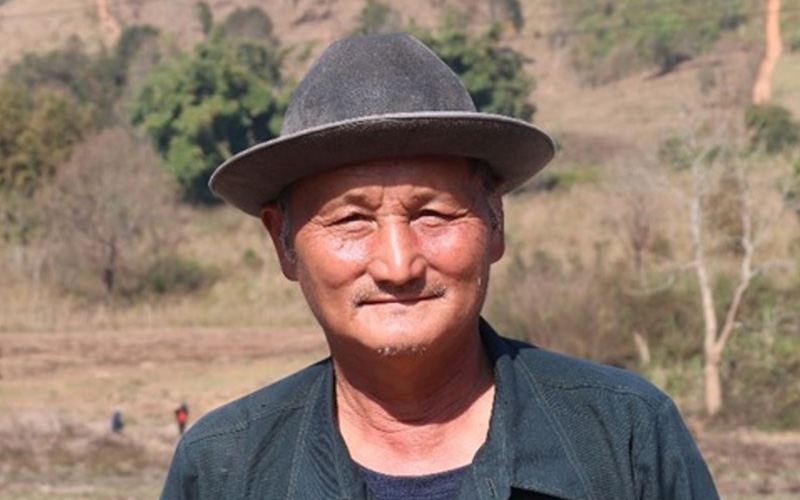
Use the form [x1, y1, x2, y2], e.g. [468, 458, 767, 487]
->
[352, 282, 446, 306]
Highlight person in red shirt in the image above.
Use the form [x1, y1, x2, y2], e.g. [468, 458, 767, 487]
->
[174, 403, 188, 435]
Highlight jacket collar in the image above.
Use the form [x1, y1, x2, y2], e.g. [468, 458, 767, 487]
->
[289, 320, 593, 500]
[474, 319, 594, 500]
[286, 363, 366, 499]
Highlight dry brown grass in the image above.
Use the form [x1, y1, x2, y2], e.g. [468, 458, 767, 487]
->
[1, 326, 798, 500]
[0, 0, 103, 71]
[0, 326, 329, 499]
[774, 52, 800, 116]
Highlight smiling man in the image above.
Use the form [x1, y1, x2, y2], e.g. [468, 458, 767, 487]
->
[160, 33, 719, 500]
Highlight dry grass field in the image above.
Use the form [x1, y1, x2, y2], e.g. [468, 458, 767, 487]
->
[0, 326, 798, 500]
[0, 326, 329, 500]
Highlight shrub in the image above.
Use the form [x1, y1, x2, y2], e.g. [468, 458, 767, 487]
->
[745, 103, 800, 154]
[528, 166, 601, 192]
[144, 254, 219, 295]
[241, 248, 264, 270]
[569, 0, 751, 84]
[788, 158, 800, 220]
[353, 0, 398, 35]
[7, 30, 157, 128]
[723, 313, 800, 429]
[487, 247, 706, 367]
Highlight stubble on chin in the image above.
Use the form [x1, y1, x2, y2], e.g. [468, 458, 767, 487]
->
[349, 281, 446, 358]
[376, 343, 428, 358]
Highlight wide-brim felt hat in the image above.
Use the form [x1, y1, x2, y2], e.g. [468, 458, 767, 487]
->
[209, 33, 556, 217]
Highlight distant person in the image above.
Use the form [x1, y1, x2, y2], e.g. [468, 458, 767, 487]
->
[174, 403, 189, 435]
[160, 33, 719, 499]
[111, 407, 124, 433]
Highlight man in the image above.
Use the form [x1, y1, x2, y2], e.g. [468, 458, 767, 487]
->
[160, 33, 719, 499]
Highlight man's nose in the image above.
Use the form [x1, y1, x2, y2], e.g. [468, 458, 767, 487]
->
[367, 220, 426, 285]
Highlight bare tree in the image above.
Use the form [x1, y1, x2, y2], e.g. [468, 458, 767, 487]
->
[611, 162, 673, 290]
[682, 123, 782, 417]
[38, 127, 180, 298]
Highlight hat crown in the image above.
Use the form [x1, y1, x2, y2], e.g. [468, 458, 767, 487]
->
[281, 33, 477, 136]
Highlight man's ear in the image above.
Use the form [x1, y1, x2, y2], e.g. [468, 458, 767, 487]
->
[489, 196, 505, 264]
[260, 203, 298, 281]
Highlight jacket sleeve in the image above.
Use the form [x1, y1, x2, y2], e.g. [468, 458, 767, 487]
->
[632, 398, 720, 500]
[160, 440, 199, 500]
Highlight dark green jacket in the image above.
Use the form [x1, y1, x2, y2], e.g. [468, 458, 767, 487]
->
[160, 321, 719, 499]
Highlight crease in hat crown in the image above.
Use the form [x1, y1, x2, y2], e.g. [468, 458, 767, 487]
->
[209, 32, 556, 217]
[280, 33, 477, 135]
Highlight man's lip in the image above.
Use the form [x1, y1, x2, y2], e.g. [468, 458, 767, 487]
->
[358, 295, 437, 306]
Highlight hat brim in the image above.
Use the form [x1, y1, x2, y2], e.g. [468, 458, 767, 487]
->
[209, 111, 555, 217]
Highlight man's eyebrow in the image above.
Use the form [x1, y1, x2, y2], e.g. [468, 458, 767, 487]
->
[339, 191, 377, 206]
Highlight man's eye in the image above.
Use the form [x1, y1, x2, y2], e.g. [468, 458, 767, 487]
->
[335, 213, 369, 225]
[417, 209, 453, 223]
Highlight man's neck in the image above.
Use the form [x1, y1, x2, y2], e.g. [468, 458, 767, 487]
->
[332, 330, 494, 476]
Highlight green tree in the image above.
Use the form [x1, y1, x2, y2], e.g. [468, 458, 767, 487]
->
[489, 0, 524, 32]
[115, 25, 161, 71]
[130, 10, 288, 203]
[0, 84, 90, 242]
[196, 1, 214, 38]
[7, 27, 162, 128]
[0, 26, 160, 243]
[220, 6, 278, 45]
[418, 21, 536, 121]
[0, 84, 90, 197]
[353, 0, 397, 35]
[7, 37, 122, 127]
[745, 103, 800, 154]
[784, 157, 800, 221]
[570, 0, 751, 83]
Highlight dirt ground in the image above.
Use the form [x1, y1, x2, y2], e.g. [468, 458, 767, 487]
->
[1, 327, 798, 500]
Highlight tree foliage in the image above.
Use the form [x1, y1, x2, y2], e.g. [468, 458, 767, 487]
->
[219, 6, 278, 45]
[0, 84, 90, 199]
[6, 26, 161, 126]
[417, 19, 536, 121]
[8, 38, 120, 127]
[353, 0, 398, 36]
[0, 27, 163, 242]
[196, 1, 214, 38]
[490, 0, 524, 32]
[569, 0, 752, 84]
[744, 103, 800, 154]
[130, 8, 288, 203]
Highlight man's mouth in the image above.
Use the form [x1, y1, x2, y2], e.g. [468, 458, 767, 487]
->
[360, 296, 434, 306]
[353, 284, 446, 307]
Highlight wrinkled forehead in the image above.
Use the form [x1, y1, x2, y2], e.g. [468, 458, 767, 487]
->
[286, 156, 488, 210]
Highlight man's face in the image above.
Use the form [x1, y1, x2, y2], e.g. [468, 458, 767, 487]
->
[262, 156, 504, 358]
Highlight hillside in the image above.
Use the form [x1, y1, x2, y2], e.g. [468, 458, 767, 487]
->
[2, 0, 799, 368]
[4, 0, 798, 155]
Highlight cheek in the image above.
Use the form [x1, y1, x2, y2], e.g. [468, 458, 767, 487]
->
[296, 234, 371, 289]
[418, 224, 491, 276]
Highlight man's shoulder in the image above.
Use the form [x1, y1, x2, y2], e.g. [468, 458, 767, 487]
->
[181, 358, 331, 445]
[500, 335, 669, 409]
